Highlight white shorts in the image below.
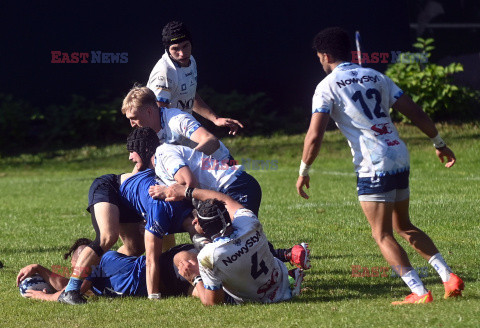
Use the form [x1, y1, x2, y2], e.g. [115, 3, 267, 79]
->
[358, 188, 410, 203]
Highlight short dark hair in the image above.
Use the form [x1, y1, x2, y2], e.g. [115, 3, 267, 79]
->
[312, 27, 351, 61]
[64, 238, 92, 260]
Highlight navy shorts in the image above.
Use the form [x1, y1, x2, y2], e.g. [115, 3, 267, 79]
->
[357, 170, 409, 196]
[159, 244, 195, 297]
[223, 171, 262, 216]
[87, 174, 143, 223]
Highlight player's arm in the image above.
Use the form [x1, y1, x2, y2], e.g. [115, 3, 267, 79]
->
[392, 94, 455, 167]
[144, 231, 163, 298]
[193, 281, 225, 306]
[173, 166, 198, 187]
[193, 93, 244, 135]
[17, 264, 66, 301]
[190, 127, 220, 156]
[164, 183, 243, 219]
[296, 112, 330, 199]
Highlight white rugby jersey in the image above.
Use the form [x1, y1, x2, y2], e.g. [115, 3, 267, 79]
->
[158, 107, 231, 161]
[154, 144, 242, 190]
[198, 209, 292, 304]
[147, 51, 197, 114]
[313, 62, 410, 177]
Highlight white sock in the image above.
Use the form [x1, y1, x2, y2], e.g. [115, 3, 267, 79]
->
[401, 269, 428, 296]
[428, 253, 452, 282]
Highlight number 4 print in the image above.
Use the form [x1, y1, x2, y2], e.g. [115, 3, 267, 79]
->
[251, 252, 269, 279]
[351, 88, 387, 120]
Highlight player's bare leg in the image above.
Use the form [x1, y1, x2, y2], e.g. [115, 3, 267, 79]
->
[361, 201, 411, 269]
[392, 198, 438, 259]
[118, 222, 145, 256]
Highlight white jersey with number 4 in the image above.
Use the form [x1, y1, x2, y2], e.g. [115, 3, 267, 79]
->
[198, 209, 292, 304]
[147, 51, 197, 114]
[313, 62, 410, 178]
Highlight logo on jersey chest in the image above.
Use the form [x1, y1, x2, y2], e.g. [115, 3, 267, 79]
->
[221, 230, 262, 267]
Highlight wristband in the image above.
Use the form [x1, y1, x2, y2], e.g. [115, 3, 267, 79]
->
[148, 293, 161, 300]
[192, 275, 203, 287]
[185, 187, 195, 201]
[431, 134, 446, 149]
[299, 160, 311, 177]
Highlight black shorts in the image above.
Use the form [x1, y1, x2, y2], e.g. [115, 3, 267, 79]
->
[87, 174, 143, 224]
[159, 244, 196, 297]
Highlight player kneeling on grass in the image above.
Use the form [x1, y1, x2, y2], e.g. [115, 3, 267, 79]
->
[164, 184, 306, 305]
[16, 238, 201, 301]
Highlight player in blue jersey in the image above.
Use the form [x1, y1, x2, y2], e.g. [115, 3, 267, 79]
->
[296, 27, 463, 304]
[16, 238, 201, 301]
[58, 129, 197, 305]
[147, 21, 243, 135]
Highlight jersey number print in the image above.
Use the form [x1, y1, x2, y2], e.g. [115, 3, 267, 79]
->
[250, 252, 269, 279]
[351, 88, 387, 120]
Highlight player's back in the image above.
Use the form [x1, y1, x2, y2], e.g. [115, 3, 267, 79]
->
[199, 210, 291, 304]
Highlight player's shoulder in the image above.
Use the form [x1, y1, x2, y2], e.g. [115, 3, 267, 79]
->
[198, 242, 216, 270]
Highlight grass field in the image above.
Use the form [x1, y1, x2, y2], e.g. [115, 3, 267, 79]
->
[1, 123, 479, 327]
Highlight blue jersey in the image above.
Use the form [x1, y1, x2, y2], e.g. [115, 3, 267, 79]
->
[87, 250, 147, 297]
[119, 169, 192, 238]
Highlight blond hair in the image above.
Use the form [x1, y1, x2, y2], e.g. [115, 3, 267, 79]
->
[121, 85, 157, 114]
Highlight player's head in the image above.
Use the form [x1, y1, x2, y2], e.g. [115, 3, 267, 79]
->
[195, 199, 232, 240]
[162, 21, 192, 66]
[64, 238, 92, 267]
[126, 127, 160, 171]
[313, 27, 351, 73]
[122, 85, 160, 131]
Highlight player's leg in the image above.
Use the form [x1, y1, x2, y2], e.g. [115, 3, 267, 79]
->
[360, 199, 431, 304]
[393, 195, 464, 298]
[60, 202, 120, 304]
[160, 244, 198, 297]
[118, 222, 145, 256]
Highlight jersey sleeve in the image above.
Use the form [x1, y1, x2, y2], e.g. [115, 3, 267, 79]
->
[154, 145, 187, 184]
[164, 108, 201, 139]
[198, 245, 223, 290]
[312, 80, 334, 114]
[383, 75, 404, 107]
[147, 61, 177, 104]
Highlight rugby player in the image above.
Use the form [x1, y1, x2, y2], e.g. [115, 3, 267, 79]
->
[16, 238, 200, 301]
[164, 184, 306, 305]
[296, 27, 463, 304]
[147, 21, 243, 135]
[122, 86, 232, 163]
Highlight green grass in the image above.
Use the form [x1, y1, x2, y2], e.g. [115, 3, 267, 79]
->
[1, 123, 479, 327]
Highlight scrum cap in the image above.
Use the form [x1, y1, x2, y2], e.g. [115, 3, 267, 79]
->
[196, 199, 231, 240]
[126, 127, 160, 169]
[162, 21, 192, 49]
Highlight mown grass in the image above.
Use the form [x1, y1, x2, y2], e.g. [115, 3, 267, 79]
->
[0, 123, 479, 327]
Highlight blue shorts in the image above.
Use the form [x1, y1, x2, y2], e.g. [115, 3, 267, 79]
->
[223, 171, 262, 216]
[87, 174, 143, 223]
[357, 170, 409, 196]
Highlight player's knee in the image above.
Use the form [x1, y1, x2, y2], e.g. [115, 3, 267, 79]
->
[99, 232, 119, 250]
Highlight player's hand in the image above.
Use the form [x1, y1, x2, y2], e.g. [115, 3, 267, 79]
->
[164, 183, 187, 202]
[24, 288, 48, 300]
[177, 259, 200, 283]
[148, 185, 167, 199]
[16, 264, 38, 286]
[296, 175, 310, 199]
[213, 117, 244, 135]
[436, 146, 456, 168]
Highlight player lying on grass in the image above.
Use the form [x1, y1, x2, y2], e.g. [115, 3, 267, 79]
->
[58, 128, 197, 305]
[122, 85, 234, 165]
[164, 183, 306, 305]
[16, 238, 201, 301]
[132, 126, 311, 271]
[296, 27, 463, 304]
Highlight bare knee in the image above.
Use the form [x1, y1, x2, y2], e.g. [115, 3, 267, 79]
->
[99, 231, 119, 251]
